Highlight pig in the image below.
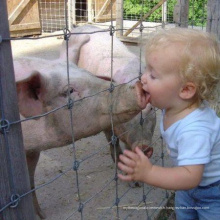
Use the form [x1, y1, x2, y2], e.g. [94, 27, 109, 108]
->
[60, 25, 156, 161]
[14, 57, 149, 219]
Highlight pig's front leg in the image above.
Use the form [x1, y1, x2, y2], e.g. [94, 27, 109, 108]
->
[104, 129, 122, 163]
[26, 152, 46, 219]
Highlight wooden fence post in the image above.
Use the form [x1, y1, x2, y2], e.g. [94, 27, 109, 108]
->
[206, 0, 220, 40]
[0, 0, 36, 219]
[162, 0, 168, 26]
[88, 0, 94, 23]
[206, 0, 220, 115]
[173, 0, 189, 27]
[116, 0, 123, 38]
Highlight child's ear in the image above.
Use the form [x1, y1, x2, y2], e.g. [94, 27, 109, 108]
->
[179, 82, 197, 100]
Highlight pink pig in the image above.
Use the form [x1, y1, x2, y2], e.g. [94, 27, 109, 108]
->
[60, 25, 156, 161]
[14, 55, 150, 219]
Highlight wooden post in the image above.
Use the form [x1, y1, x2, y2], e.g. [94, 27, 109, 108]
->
[206, 0, 220, 115]
[88, 0, 94, 23]
[0, 0, 36, 219]
[116, 0, 123, 38]
[162, 0, 167, 26]
[173, 0, 189, 27]
[68, 0, 76, 27]
[206, 0, 220, 41]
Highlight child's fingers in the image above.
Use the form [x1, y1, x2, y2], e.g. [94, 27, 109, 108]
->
[119, 154, 137, 168]
[135, 147, 153, 168]
[118, 161, 134, 174]
[137, 145, 154, 158]
[135, 146, 146, 157]
[123, 149, 140, 161]
[118, 173, 133, 182]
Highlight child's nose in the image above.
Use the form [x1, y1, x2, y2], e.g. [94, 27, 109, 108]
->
[141, 73, 148, 84]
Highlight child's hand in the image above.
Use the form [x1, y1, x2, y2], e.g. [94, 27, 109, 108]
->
[118, 147, 153, 183]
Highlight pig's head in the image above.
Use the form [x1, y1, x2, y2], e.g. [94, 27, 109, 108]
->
[113, 57, 145, 85]
[15, 58, 149, 140]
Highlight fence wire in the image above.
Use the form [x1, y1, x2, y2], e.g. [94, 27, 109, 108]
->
[4, 0, 210, 219]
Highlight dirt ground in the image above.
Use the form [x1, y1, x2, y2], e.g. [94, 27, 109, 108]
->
[11, 32, 173, 220]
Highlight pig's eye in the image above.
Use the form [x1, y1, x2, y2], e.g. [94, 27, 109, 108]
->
[62, 87, 75, 97]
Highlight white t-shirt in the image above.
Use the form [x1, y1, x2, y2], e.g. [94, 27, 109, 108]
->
[160, 102, 220, 186]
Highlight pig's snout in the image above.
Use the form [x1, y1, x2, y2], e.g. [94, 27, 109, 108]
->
[135, 81, 150, 109]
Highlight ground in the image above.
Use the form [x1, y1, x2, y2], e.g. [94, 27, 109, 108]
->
[11, 32, 173, 220]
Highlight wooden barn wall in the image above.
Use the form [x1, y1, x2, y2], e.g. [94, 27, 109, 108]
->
[7, 0, 41, 37]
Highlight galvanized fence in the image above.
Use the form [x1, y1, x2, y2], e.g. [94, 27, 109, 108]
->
[1, 0, 220, 219]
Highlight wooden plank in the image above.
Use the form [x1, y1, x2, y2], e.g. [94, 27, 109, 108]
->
[95, 0, 116, 22]
[10, 22, 41, 31]
[118, 36, 139, 44]
[124, 0, 167, 37]
[7, 0, 41, 37]
[95, 0, 115, 20]
[8, 0, 31, 25]
[0, 1, 36, 219]
[10, 30, 41, 37]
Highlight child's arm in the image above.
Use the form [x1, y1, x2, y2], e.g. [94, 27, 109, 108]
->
[118, 147, 204, 190]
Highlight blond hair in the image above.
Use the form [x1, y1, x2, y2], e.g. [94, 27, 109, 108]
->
[145, 28, 220, 103]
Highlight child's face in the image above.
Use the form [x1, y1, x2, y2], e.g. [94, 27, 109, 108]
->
[141, 45, 183, 110]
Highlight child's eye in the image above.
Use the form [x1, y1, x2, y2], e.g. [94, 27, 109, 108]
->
[150, 74, 156, 79]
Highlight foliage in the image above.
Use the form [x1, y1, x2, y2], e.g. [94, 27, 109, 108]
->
[188, 0, 207, 26]
[123, 0, 207, 27]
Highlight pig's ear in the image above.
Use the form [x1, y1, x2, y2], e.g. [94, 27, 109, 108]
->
[16, 71, 46, 118]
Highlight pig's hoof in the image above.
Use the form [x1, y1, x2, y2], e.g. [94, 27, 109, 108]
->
[129, 181, 143, 188]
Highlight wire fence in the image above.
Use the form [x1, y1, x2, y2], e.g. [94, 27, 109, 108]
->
[1, 0, 217, 220]
[38, 0, 208, 37]
[0, 6, 170, 220]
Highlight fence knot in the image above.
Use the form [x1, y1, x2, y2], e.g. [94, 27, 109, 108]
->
[63, 28, 71, 41]
[73, 160, 80, 171]
[114, 173, 118, 182]
[67, 98, 74, 109]
[143, 194, 146, 202]
[139, 117, 144, 126]
[138, 72, 142, 81]
[10, 194, 20, 208]
[108, 83, 115, 93]
[111, 135, 117, 145]
[115, 197, 120, 206]
[78, 202, 84, 212]
[109, 25, 115, 36]
[0, 119, 10, 134]
[139, 23, 144, 33]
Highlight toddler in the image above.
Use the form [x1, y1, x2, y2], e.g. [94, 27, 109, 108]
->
[118, 28, 220, 220]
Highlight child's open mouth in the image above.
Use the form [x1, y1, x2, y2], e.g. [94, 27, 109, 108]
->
[144, 91, 151, 103]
